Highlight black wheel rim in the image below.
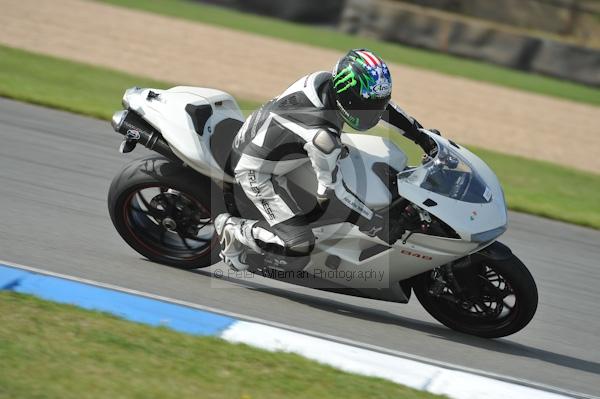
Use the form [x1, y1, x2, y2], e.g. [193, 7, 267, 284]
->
[123, 185, 215, 261]
[430, 263, 518, 329]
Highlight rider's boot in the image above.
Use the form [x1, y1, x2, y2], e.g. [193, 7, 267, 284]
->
[214, 213, 262, 271]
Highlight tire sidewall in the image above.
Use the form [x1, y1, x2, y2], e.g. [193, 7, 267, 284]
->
[108, 156, 222, 269]
[413, 255, 539, 338]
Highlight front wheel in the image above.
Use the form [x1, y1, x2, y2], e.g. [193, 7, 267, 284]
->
[108, 156, 221, 269]
[412, 252, 538, 338]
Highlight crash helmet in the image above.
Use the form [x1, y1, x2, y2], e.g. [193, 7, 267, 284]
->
[331, 49, 392, 131]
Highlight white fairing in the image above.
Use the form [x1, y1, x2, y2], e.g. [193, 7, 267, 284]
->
[303, 131, 508, 295]
[396, 131, 508, 242]
[123, 87, 508, 300]
[122, 86, 244, 181]
[339, 134, 407, 209]
[285, 134, 407, 210]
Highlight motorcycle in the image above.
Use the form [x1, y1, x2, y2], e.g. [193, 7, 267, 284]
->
[107, 86, 538, 338]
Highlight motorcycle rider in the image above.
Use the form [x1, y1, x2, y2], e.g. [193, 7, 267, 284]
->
[215, 48, 437, 271]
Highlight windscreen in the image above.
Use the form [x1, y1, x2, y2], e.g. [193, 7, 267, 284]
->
[398, 140, 492, 204]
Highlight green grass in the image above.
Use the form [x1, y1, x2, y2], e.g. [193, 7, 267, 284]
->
[97, 0, 600, 106]
[0, 44, 599, 229]
[0, 48, 163, 120]
[470, 147, 600, 227]
[0, 46, 258, 119]
[0, 292, 442, 399]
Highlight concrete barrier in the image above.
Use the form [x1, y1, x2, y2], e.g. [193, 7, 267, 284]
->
[197, 0, 345, 23]
[531, 39, 600, 86]
[339, 0, 600, 86]
[394, 0, 600, 37]
[446, 23, 542, 69]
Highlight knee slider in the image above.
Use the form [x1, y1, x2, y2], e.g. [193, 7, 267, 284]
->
[254, 218, 315, 257]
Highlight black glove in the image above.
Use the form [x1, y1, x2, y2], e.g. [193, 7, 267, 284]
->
[418, 128, 441, 157]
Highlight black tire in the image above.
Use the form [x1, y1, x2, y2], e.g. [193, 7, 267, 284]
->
[412, 254, 538, 338]
[108, 155, 222, 269]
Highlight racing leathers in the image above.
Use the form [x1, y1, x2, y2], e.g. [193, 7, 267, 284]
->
[218, 71, 433, 269]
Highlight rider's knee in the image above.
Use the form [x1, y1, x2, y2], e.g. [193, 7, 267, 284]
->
[255, 218, 315, 257]
[283, 227, 315, 257]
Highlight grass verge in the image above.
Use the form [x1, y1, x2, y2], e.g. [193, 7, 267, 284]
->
[0, 46, 258, 119]
[97, 0, 600, 106]
[1, 44, 598, 229]
[0, 291, 443, 399]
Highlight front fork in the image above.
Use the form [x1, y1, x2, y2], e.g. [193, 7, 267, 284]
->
[426, 247, 500, 312]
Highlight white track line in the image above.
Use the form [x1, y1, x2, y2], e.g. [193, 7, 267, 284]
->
[0, 258, 594, 399]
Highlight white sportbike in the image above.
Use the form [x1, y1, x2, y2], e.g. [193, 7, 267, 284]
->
[107, 86, 538, 338]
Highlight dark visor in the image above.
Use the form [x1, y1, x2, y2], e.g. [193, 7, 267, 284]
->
[345, 95, 389, 130]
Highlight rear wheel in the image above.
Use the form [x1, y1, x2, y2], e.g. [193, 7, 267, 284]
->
[412, 254, 538, 338]
[108, 156, 221, 269]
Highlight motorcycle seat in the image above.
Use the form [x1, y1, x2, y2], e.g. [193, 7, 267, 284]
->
[209, 118, 243, 176]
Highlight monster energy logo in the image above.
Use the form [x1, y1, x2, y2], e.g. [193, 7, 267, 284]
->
[333, 66, 357, 94]
[334, 64, 377, 97]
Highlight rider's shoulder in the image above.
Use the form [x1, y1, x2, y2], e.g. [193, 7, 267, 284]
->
[277, 71, 331, 106]
[306, 71, 331, 89]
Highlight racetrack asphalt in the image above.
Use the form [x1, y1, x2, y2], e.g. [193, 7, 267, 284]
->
[0, 98, 599, 397]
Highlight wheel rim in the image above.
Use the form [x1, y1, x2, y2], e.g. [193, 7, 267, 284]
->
[123, 185, 215, 261]
[429, 263, 519, 329]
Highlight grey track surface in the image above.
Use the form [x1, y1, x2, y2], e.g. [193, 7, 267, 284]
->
[1, 98, 599, 396]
